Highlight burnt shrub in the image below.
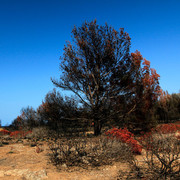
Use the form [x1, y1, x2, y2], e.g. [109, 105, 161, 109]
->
[118, 124, 180, 179]
[26, 126, 49, 141]
[48, 136, 134, 169]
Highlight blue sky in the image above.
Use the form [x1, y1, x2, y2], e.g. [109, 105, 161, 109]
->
[0, 0, 180, 125]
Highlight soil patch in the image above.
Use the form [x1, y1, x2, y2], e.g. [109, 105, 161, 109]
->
[0, 142, 131, 180]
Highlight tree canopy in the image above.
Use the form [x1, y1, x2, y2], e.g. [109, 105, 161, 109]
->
[52, 20, 161, 135]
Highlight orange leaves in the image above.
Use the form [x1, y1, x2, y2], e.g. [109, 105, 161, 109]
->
[131, 50, 143, 67]
[159, 90, 170, 108]
[17, 115, 22, 122]
[113, 29, 117, 36]
[125, 32, 131, 40]
[131, 50, 161, 111]
[120, 28, 124, 35]
[142, 58, 150, 67]
[150, 68, 160, 81]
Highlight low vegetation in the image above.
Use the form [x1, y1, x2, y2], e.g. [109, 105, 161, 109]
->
[118, 124, 180, 179]
[1, 122, 180, 179]
[49, 136, 134, 168]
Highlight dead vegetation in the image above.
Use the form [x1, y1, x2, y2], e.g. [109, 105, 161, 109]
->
[48, 136, 134, 169]
[0, 124, 180, 179]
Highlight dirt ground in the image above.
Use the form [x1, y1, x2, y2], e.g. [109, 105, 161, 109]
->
[0, 141, 132, 180]
[2, 122, 179, 180]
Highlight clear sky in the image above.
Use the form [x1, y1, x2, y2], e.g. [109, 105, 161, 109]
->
[0, 0, 180, 125]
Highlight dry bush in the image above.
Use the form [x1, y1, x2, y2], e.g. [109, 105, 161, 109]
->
[26, 127, 49, 140]
[48, 136, 134, 169]
[141, 135, 180, 179]
[118, 124, 180, 180]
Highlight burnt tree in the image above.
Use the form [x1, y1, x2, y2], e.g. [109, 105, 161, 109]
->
[52, 20, 134, 135]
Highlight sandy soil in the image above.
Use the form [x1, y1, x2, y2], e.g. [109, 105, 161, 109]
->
[0, 142, 131, 180]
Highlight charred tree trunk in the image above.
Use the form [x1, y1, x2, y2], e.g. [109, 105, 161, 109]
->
[93, 107, 102, 136]
[94, 117, 102, 136]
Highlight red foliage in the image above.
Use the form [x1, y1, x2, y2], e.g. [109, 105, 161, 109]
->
[159, 90, 170, 106]
[154, 124, 180, 134]
[131, 50, 161, 111]
[10, 130, 32, 138]
[105, 127, 142, 154]
[139, 124, 180, 151]
[0, 129, 11, 135]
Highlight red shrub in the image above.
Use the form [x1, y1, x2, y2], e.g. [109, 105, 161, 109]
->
[154, 124, 179, 134]
[0, 129, 11, 135]
[132, 124, 180, 179]
[139, 124, 180, 151]
[105, 127, 142, 154]
[10, 130, 32, 138]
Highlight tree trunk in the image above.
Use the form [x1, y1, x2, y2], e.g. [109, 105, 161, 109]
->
[94, 117, 102, 136]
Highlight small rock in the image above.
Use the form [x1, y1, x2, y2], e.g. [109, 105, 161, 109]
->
[62, 163, 67, 168]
